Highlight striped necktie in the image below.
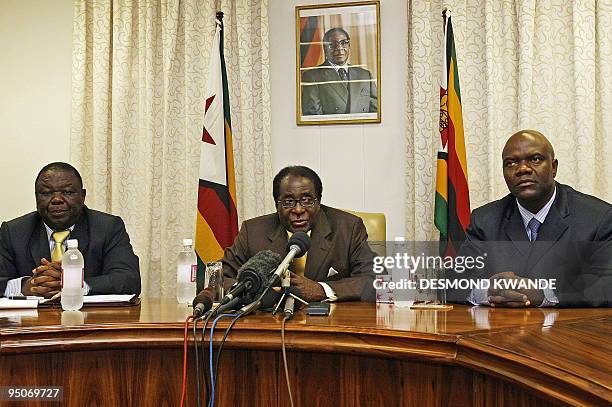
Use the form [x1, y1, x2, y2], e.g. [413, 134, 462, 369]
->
[527, 218, 541, 242]
[51, 230, 70, 262]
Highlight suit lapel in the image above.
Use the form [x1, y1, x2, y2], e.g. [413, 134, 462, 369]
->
[30, 220, 50, 264]
[305, 210, 332, 281]
[503, 201, 530, 256]
[70, 211, 90, 254]
[525, 186, 569, 271]
[321, 65, 348, 105]
[266, 221, 289, 258]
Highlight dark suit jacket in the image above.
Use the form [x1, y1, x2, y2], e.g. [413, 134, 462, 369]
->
[453, 183, 612, 307]
[222, 206, 376, 301]
[0, 207, 141, 295]
[301, 61, 377, 115]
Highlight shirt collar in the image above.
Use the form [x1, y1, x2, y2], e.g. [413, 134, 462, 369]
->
[516, 187, 557, 229]
[44, 223, 76, 242]
[287, 230, 312, 238]
[328, 60, 348, 72]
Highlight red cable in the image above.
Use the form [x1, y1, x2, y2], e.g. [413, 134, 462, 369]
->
[180, 315, 194, 407]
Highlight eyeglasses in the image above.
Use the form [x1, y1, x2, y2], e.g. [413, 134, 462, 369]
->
[325, 39, 350, 49]
[277, 197, 318, 209]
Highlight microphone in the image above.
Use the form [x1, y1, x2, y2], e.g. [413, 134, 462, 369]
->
[283, 286, 304, 318]
[221, 250, 282, 306]
[240, 234, 310, 317]
[212, 296, 243, 316]
[283, 296, 295, 318]
[192, 287, 214, 317]
[268, 232, 310, 287]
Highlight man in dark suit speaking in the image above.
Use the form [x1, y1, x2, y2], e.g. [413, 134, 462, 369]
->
[301, 27, 377, 116]
[222, 165, 376, 302]
[455, 130, 612, 307]
[0, 162, 141, 297]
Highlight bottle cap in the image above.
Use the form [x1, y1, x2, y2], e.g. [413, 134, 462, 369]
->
[182, 238, 193, 246]
[66, 239, 79, 248]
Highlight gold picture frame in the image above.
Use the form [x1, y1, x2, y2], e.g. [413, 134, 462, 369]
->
[296, 1, 381, 125]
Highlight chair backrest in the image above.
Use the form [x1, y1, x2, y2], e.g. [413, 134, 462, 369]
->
[341, 209, 386, 257]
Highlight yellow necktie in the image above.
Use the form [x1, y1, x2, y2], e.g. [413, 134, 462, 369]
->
[291, 254, 307, 276]
[51, 230, 70, 262]
[288, 231, 308, 276]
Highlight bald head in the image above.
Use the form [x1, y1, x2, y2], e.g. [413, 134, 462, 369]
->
[502, 130, 558, 213]
[502, 130, 555, 161]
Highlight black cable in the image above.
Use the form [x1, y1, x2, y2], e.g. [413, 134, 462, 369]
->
[212, 312, 244, 399]
[200, 311, 215, 406]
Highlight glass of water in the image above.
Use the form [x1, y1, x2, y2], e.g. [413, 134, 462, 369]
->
[205, 262, 224, 303]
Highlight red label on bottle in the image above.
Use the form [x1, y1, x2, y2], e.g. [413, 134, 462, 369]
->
[190, 264, 197, 282]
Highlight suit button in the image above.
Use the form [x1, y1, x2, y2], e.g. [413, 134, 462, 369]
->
[335, 107, 339, 111]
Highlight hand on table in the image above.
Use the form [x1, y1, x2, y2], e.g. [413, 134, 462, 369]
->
[22, 258, 62, 298]
[273, 272, 326, 303]
[487, 272, 544, 308]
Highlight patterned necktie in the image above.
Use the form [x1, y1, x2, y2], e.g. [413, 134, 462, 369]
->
[527, 218, 541, 242]
[51, 230, 70, 262]
[338, 68, 348, 81]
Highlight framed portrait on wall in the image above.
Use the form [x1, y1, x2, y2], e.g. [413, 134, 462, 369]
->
[296, 1, 381, 125]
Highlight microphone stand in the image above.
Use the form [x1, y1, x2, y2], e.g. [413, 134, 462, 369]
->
[272, 266, 308, 317]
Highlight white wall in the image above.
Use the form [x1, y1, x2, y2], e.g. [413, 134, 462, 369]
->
[270, 0, 407, 240]
[0, 0, 73, 222]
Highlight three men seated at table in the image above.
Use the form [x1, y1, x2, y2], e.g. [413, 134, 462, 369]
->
[3, 132, 611, 309]
[0, 162, 141, 298]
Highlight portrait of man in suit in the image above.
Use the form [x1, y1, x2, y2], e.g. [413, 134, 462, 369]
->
[300, 27, 378, 118]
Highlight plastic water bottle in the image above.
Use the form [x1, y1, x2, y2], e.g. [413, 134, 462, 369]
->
[61, 239, 84, 311]
[392, 237, 415, 308]
[176, 239, 197, 304]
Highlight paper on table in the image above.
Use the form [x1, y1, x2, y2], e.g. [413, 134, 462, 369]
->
[0, 295, 136, 309]
[83, 295, 136, 303]
[0, 298, 39, 309]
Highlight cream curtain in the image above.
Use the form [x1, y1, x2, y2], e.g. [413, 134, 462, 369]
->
[405, 0, 612, 240]
[71, 0, 272, 298]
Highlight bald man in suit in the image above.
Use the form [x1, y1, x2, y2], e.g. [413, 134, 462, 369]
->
[452, 130, 612, 307]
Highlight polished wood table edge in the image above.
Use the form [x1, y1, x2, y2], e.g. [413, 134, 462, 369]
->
[0, 322, 460, 363]
[455, 336, 611, 406]
[2, 303, 610, 406]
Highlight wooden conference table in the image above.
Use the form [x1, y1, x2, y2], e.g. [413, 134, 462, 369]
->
[0, 300, 610, 406]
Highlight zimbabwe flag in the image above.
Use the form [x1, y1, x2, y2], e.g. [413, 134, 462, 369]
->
[195, 13, 239, 267]
[435, 10, 470, 256]
[299, 16, 324, 68]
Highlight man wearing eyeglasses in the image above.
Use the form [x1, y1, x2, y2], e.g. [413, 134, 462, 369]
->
[0, 162, 141, 298]
[301, 27, 378, 116]
[222, 166, 376, 302]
